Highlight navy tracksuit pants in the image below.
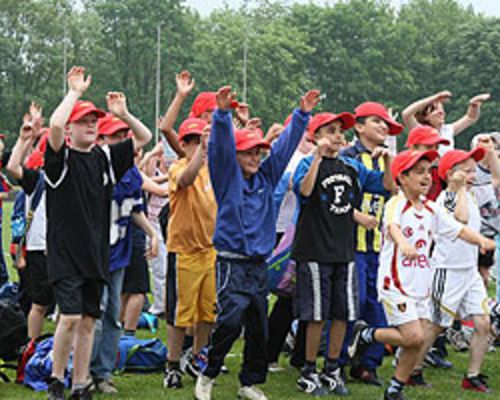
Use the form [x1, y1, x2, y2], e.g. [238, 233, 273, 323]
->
[204, 256, 268, 386]
[340, 251, 386, 370]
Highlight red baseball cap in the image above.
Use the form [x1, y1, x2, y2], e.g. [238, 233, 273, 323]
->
[68, 100, 105, 123]
[438, 148, 486, 180]
[405, 125, 450, 148]
[189, 92, 217, 118]
[178, 117, 208, 141]
[308, 112, 356, 140]
[97, 113, 129, 136]
[235, 129, 271, 151]
[391, 149, 439, 183]
[354, 102, 404, 136]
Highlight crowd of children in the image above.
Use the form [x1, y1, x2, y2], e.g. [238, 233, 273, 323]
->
[1, 66, 499, 400]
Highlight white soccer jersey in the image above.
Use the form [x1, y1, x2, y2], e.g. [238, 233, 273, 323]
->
[378, 193, 463, 300]
[431, 190, 480, 270]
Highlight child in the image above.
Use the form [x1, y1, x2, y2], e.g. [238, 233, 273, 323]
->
[402, 91, 490, 155]
[348, 149, 496, 400]
[418, 148, 492, 393]
[195, 87, 319, 400]
[46, 66, 151, 400]
[339, 102, 403, 385]
[292, 111, 396, 396]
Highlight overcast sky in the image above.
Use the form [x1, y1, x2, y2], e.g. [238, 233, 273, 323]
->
[185, 0, 500, 17]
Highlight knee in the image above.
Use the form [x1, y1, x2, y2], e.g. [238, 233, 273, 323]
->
[59, 314, 82, 331]
[474, 315, 491, 337]
[31, 303, 48, 316]
[403, 330, 424, 348]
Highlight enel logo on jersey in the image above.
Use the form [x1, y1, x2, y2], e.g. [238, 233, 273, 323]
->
[402, 254, 430, 269]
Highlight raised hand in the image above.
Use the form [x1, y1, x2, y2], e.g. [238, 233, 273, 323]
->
[431, 90, 452, 104]
[236, 103, 250, 125]
[469, 93, 491, 106]
[216, 86, 237, 111]
[265, 123, 284, 143]
[246, 117, 262, 131]
[106, 92, 129, 119]
[19, 113, 35, 141]
[316, 137, 333, 157]
[300, 90, 321, 113]
[448, 169, 467, 189]
[176, 70, 195, 97]
[67, 66, 91, 95]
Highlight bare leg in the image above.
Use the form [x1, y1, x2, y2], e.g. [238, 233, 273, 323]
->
[468, 315, 490, 376]
[167, 325, 187, 362]
[72, 315, 96, 385]
[328, 320, 346, 359]
[28, 303, 48, 339]
[52, 315, 80, 380]
[305, 321, 325, 362]
[123, 294, 144, 331]
[193, 322, 213, 355]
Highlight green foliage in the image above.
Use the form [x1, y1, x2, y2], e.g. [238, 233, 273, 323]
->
[0, 0, 499, 148]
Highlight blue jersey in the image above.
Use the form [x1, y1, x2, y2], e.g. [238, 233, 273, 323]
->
[109, 166, 144, 272]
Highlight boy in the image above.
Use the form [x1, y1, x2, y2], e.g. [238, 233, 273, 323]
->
[164, 116, 217, 389]
[417, 148, 492, 393]
[348, 149, 496, 400]
[339, 102, 403, 385]
[195, 86, 319, 400]
[292, 111, 396, 396]
[46, 66, 151, 400]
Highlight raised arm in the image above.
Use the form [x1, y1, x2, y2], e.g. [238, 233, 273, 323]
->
[484, 147, 500, 189]
[401, 90, 451, 130]
[177, 130, 209, 189]
[298, 137, 330, 198]
[451, 93, 490, 136]
[49, 66, 91, 151]
[446, 170, 469, 224]
[140, 172, 169, 197]
[106, 92, 152, 150]
[7, 115, 36, 180]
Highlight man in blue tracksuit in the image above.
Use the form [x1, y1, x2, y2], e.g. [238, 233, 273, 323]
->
[339, 102, 403, 385]
[194, 86, 320, 400]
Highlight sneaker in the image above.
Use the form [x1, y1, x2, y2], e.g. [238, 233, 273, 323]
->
[347, 320, 370, 366]
[94, 378, 118, 394]
[350, 365, 383, 386]
[462, 374, 491, 393]
[48, 378, 65, 400]
[423, 349, 453, 369]
[320, 367, 349, 395]
[406, 371, 432, 388]
[220, 363, 230, 374]
[179, 346, 192, 373]
[185, 353, 202, 379]
[237, 385, 268, 400]
[163, 367, 183, 389]
[446, 327, 469, 352]
[194, 374, 213, 400]
[268, 362, 284, 373]
[69, 388, 92, 400]
[384, 388, 407, 400]
[296, 371, 329, 396]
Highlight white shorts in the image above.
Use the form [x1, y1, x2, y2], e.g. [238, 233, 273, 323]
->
[379, 290, 430, 327]
[431, 268, 488, 327]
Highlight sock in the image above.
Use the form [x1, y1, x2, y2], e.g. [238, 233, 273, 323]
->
[183, 335, 194, 351]
[124, 329, 135, 336]
[324, 357, 339, 373]
[50, 375, 64, 385]
[72, 382, 86, 392]
[303, 360, 316, 374]
[168, 360, 180, 370]
[361, 327, 376, 344]
[467, 373, 479, 379]
[387, 376, 405, 394]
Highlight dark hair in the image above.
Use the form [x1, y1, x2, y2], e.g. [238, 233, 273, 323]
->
[415, 103, 437, 126]
[352, 116, 367, 137]
[182, 134, 201, 144]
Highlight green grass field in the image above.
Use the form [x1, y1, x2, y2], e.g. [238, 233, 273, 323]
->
[1, 201, 499, 399]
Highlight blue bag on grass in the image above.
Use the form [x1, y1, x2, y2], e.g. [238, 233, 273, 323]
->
[24, 337, 72, 391]
[115, 336, 167, 372]
[137, 312, 159, 333]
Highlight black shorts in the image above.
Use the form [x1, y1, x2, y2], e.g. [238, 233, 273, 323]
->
[26, 251, 54, 307]
[52, 275, 103, 318]
[122, 246, 150, 294]
[295, 262, 359, 322]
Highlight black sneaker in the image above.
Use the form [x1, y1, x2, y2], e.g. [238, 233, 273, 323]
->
[47, 378, 65, 400]
[384, 388, 407, 400]
[320, 367, 349, 395]
[297, 370, 329, 396]
[185, 353, 202, 379]
[350, 365, 383, 386]
[348, 320, 370, 366]
[406, 371, 432, 388]
[163, 367, 183, 389]
[69, 388, 92, 400]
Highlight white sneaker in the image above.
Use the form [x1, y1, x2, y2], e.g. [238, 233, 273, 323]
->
[194, 374, 213, 400]
[238, 385, 268, 400]
[268, 362, 284, 373]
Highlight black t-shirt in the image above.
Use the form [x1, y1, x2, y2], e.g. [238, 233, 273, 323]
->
[291, 157, 362, 263]
[20, 167, 41, 195]
[44, 139, 134, 282]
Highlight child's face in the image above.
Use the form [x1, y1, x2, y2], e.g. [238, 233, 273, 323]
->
[399, 159, 432, 197]
[423, 102, 446, 128]
[355, 116, 388, 145]
[448, 158, 476, 190]
[180, 134, 201, 159]
[70, 113, 98, 149]
[99, 129, 127, 146]
[236, 146, 262, 178]
[314, 121, 344, 153]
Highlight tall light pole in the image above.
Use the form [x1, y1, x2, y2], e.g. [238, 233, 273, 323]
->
[63, 23, 67, 95]
[243, 38, 248, 103]
[155, 23, 162, 144]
